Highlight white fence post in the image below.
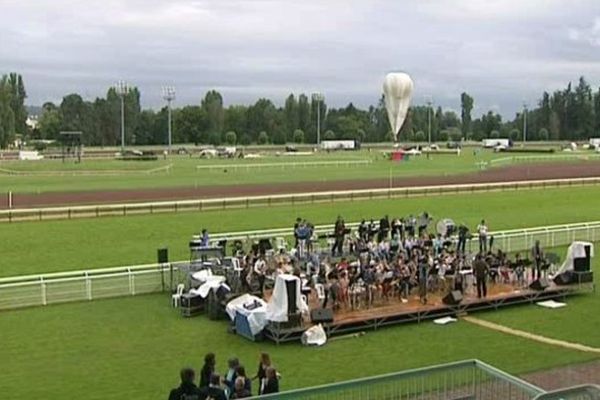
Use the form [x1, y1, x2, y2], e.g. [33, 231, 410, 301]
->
[128, 268, 135, 295]
[40, 277, 47, 306]
[85, 272, 92, 300]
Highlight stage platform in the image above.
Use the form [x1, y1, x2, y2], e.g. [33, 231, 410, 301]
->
[263, 282, 594, 344]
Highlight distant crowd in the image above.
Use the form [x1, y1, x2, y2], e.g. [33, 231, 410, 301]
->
[168, 352, 279, 400]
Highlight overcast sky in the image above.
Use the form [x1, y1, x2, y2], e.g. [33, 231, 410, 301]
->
[3, 0, 600, 117]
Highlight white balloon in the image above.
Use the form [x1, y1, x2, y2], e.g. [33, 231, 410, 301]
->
[383, 72, 414, 140]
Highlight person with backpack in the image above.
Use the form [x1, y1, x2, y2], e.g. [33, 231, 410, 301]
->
[168, 367, 203, 400]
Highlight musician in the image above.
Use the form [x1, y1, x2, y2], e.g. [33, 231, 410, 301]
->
[293, 217, 301, 248]
[331, 216, 346, 257]
[473, 254, 490, 298]
[531, 240, 544, 280]
[477, 219, 488, 253]
[358, 219, 368, 241]
[457, 224, 468, 254]
[417, 212, 431, 236]
[417, 256, 429, 305]
[200, 229, 210, 247]
[378, 215, 390, 242]
[253, 255, 267, 295]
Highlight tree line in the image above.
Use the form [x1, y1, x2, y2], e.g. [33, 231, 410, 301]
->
[1, 72, 600, 148]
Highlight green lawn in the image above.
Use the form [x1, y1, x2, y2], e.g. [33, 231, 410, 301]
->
[0, 290, 596, 400]
[1, 185, 599, 277]
[478, 245, 600, 348]
[0, 149, 588, 194]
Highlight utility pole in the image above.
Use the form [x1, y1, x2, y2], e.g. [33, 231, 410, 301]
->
[162, 86, 176, 153]
[312, 92, 324, 146]
[523, 102, 528, 143]
[115, 81, 129, 152]
[426, 96, 433, 145]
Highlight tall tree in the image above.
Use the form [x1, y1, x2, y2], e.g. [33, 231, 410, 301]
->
[0, 76, 16, 148]
[7, 73, 27, 135]
[460, 92, 474, 136]
[283, 94, 299, 140]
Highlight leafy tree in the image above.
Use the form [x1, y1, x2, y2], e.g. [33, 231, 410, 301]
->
[201, 90, 224, 135]
[7, 73, 27, 135]
[224, 131, 237, 145]
[490, 130, 500, 139]
[283, 94, 299, 140]
[447, 127, 462, 142]
[293, 129, 304, 144]
[323, 130, 335, 140]
[538, 128, 549, 141]
[38, 102, 62, 140]
[257, 131, 269, 144]
[414, 130, 426, 142]
[208, 131, 221, 146]
[438, 129, 449, 141]
[509, 128, 521, 141]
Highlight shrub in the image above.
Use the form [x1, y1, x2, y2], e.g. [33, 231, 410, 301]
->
[257, 131, 269, 145]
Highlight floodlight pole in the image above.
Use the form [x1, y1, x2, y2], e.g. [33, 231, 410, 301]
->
[115, 81, 129, 152]
[312, 93, 324, 146]
[523, 102, 528, 143]
[162, 86, 176, 153]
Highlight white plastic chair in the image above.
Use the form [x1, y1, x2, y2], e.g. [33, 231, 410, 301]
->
[314, 283, 326, 300]
[171, 284, 185, 307]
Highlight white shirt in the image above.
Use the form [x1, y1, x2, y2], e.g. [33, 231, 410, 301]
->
[477, 224, 488, 236]
[254, 259, 266, 275]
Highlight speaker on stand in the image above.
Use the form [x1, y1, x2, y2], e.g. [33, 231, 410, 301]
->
[157, 248, 169, 292]
[442, 290, 463, 305]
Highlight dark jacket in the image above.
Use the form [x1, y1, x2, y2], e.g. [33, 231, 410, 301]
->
[199, 364, 213, 388]
[230, 389, 252, 399]
[473, 259, 489, 280]
[199, 386, 227, 400]
[262, 378, 279, 395]
[168, 382, 203, 400]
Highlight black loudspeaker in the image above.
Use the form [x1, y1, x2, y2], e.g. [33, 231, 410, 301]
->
[310, 308, 334, 324]
[529, 278, 550, 291]
[285, 279, 298, 315]
[553, 272, 574, 286]
[442, 290, 463, 305]
[157, 248, 169, 264]
[573, 245, 591, 272]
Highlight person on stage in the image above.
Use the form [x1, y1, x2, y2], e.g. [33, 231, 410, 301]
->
[473, 254, 490, 298]
[331, 216, 346, 256]
[531, 240, 544, 280]
[476, 219, 488, 253]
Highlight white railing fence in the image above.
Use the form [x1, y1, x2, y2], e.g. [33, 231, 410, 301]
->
[0, 221, 598, 311]
[2, 176, 600, 223]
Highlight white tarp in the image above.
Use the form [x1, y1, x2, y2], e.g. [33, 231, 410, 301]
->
[266, 274, 309, 322]
[189, 275, 228, 298]
[537, 300, 567, 309]
[556, 241, 594, 275]
[18, 150, 43, 160]
[226, 294, 268, 336]
[302, 324, 327, 346]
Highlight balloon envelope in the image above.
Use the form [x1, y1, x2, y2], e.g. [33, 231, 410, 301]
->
[383, 72, 414, 140]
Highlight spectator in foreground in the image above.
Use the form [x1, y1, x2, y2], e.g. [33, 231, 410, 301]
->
[253, 352, 272, 395]
[235, 365, 252, 395]
[199, 352, 216, 388]
[230, 377, 251, 399]
[224, 357, 239, 394]
[262, 367, 280, 395]
[200, 374, 227, 400]
[168, 367, 202, 400]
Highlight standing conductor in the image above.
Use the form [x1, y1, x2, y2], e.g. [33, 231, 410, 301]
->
[473, 254, 490, 299]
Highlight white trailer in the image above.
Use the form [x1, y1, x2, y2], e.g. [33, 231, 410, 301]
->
[320, 140, 358, 150]
[482, 138, 511, 148]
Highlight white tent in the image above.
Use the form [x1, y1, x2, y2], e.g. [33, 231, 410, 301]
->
[555, 241, 594, 275]
[266, 274, 308, 322]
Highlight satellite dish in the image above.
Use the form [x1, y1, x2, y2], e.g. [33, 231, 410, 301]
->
[383, 72, 414, 141]
[436, 218, 456, 238]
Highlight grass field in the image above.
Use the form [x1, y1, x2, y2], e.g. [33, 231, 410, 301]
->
[1, 255, 597, 400]
[0, 149, 589, 194]
[1, 185, 599, 277]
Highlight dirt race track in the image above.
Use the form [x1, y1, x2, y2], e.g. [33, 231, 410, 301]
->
[2, 161, 600, 209]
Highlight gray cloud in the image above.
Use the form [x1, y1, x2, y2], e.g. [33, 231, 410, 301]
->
[2, 0, 600, 118]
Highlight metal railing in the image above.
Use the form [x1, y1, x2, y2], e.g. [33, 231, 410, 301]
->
[487, 154, 600, 168]
[253, 359, 544, 400]
[0, 220, 597, 311]
[195, 159, 372, 171]
[2, 176, 600, 223]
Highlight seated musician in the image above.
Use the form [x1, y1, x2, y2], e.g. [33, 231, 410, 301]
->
[200, 229, 210, 247]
